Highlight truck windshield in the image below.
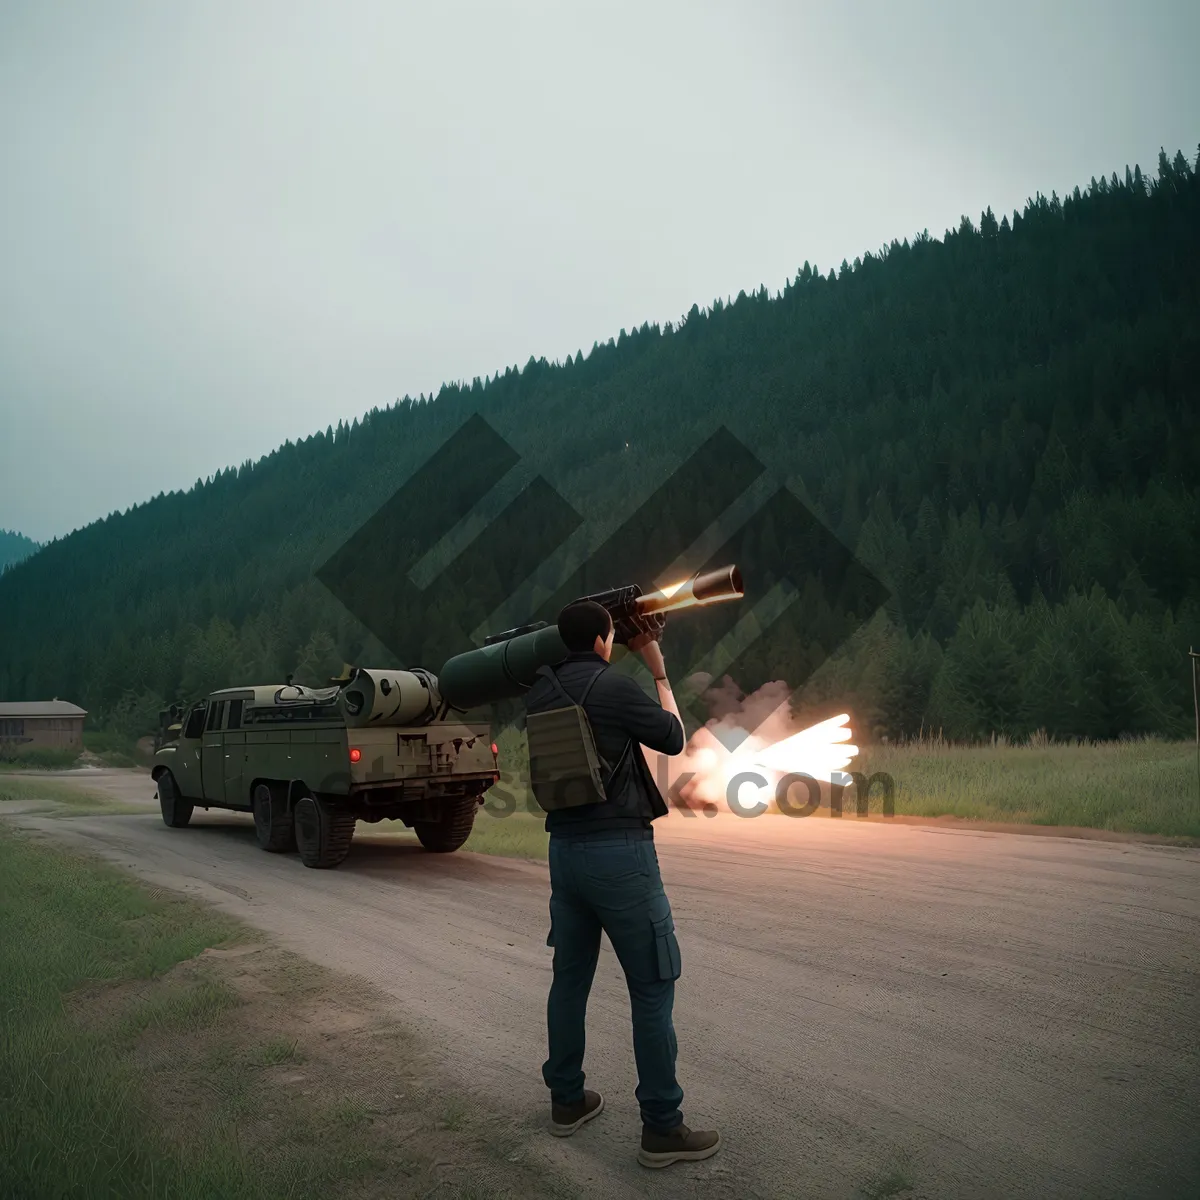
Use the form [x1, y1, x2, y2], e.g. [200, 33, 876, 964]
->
[184, 705, 206, 739]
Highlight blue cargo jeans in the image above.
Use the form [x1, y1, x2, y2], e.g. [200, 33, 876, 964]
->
[543, 829, 684, 1132]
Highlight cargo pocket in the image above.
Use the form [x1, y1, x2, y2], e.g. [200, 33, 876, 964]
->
[651, 912, 682, 981]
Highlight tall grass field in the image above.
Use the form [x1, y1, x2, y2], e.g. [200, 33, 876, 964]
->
[854, 735, 1198, 837]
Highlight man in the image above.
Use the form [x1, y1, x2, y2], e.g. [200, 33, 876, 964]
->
[524, 598, 721, 1169]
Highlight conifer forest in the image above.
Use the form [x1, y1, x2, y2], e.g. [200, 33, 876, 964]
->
[1, 148, 1197, 745]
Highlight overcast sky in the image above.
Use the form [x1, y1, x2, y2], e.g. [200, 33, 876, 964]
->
[1, 0, 1196, 543]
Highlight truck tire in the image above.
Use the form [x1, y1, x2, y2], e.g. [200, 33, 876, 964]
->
[157, 772, 193, 829]
[252, 783, 296, 853]
[294, 793, 356, 869]
[414, 797, 478, 853]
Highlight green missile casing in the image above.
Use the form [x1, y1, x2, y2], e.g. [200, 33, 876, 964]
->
[437, 564, 744, 711]
[439, 623, 569, 709]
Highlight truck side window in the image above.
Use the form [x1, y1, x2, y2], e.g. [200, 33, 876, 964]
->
[206, 700, 226, 732]
[184, 705, 206, 739]
[227, 699, 243, 730]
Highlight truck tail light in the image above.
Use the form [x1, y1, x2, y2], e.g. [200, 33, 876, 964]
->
[349, 748, 361, 763]
[491, 742, 498, 756]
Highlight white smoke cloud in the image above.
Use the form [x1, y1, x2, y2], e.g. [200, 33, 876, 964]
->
[655, 674, 857, 813]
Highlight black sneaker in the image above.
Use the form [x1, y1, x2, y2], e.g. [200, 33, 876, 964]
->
[550, 1089, 604, 1137]
[637, 1123, 721, 1168]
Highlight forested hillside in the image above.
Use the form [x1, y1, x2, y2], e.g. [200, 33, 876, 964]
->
[1, 148, 1197, 743]
[0, 530, 39, 574]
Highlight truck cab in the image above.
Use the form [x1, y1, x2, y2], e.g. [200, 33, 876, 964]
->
[164, 689, 256, 808]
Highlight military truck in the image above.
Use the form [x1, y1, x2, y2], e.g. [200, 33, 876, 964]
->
[151, 667, 498, 868]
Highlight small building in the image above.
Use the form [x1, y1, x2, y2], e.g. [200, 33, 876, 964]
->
[0, 700, 87, 750]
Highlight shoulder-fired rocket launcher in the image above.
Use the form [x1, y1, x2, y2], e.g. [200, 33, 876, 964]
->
[437, 564, 744, 710]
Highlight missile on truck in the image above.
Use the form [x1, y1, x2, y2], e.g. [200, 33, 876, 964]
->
[151, 666, 499, 869]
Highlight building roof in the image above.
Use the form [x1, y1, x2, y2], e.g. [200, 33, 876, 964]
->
[0, 700, 87, 718]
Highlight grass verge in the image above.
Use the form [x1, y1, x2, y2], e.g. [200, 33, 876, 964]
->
[0, 773, 142, 815]
[365, 807, 550, 862]
[851, 736, 1200, 838]
[466, 809, 551, 859]
[0, 825, 566, 1200]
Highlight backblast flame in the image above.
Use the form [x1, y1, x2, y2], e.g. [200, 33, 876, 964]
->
[665, 713, 858, 813]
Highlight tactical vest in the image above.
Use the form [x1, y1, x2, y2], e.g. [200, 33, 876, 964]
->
[526, 665, 611, 812]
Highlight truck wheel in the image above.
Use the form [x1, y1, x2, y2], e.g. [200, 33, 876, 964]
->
[158, 772, 194, 829]
[252, 783, 296, 853]
[294, 793, 356, 868]
[414, 797, 478, 853]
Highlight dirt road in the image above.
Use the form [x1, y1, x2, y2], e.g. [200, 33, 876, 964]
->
[10, 769, 1199, 1199]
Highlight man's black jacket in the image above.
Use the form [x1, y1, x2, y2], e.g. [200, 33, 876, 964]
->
[523, 649, 685, 835]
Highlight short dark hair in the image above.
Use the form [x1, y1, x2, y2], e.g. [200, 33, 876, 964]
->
[557, 600, 613, 652]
